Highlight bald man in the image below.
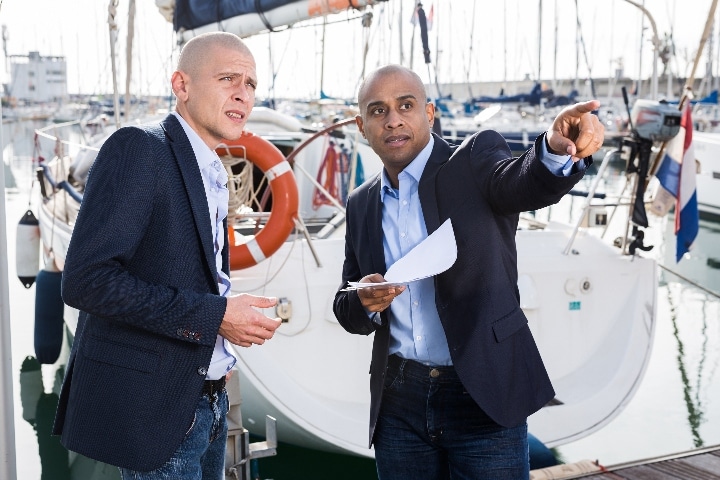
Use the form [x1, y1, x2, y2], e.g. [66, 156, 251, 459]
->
[53, 32, 281, 479]
[334, 65, 604, 478]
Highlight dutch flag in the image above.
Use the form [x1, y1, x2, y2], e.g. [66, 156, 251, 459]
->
[651, 104, 699, 262]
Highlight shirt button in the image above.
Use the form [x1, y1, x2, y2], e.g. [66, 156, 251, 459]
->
[197, 366, 207, 376]
[400, 232, 406, 238]
[402, 200, 408, 205]
[416, 335, 422, 341]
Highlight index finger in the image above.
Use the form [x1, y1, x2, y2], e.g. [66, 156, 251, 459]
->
[565, 99, 600, 117]
[573, 114, 605, 159]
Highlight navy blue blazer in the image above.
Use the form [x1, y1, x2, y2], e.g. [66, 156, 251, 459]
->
[333, 131, 590, 447]
[53, 114, 229, 471]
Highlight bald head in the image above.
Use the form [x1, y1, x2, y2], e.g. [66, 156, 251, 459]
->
[357, 65, 427, 113]
[170, 31, 257, 148]
[177, 32, 253, 77]
[353, 64, 435, 183]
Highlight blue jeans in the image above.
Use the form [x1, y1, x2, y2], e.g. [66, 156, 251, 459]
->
[120, 390, 229, 480]
[374, 355, 529, 480]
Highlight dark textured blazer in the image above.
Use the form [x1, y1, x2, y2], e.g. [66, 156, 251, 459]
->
[333, 131, 591, 447]
[52, 114, 229, 471]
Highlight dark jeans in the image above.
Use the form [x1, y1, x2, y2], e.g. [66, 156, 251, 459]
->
[120, 389, 229, 480]
[374, 355, 529, 480]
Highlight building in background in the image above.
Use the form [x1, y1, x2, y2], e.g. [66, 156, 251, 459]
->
[5, 51, 67, 104]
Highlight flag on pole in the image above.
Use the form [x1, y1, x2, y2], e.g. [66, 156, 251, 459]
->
[650, 104, 699, 262]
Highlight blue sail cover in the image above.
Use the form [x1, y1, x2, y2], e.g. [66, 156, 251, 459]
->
[174, 0, 295, 32]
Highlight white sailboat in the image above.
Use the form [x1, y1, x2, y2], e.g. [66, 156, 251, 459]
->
[693, 131, 720, 219]
[28, 0, 660, 463]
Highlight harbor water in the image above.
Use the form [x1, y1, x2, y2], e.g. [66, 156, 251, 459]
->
[3, 118, 720, 478]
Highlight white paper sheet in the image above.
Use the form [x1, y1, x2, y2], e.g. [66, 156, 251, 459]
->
[345, 218, 457, 290]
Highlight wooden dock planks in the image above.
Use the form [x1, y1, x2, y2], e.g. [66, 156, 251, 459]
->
[583, 447, 720, 480]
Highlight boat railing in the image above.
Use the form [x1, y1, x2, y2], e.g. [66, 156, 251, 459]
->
[562, 149, 616, 255]
[35, 120, 101, 155]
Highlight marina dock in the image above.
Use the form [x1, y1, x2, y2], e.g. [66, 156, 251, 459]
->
[531, 445, 720, 479]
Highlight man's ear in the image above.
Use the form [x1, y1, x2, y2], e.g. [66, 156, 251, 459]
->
[355, 114, 366, 138]
[426, 103, 436, 127]
[171, 71, 188, 100]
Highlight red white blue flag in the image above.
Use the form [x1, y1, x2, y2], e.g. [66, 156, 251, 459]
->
[651, 104, 699, 262]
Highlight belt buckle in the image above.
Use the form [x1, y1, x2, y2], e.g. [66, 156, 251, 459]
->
[204, 378, 223, 397]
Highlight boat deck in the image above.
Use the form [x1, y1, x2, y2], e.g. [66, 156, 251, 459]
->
[531, 446, 720, 479]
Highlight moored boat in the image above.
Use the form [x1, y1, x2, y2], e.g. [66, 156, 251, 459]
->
[692, 131, 720, 220]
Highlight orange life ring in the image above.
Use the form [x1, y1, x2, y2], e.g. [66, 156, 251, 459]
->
[216, 131, 299, 270]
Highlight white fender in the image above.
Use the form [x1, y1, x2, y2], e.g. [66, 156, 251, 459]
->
[16, 210, 40, 288]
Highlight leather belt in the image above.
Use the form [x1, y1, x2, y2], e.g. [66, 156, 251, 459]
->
[202, 376, 226, 396]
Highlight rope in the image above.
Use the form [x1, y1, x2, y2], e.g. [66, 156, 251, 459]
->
[254, 0, 276, 32]
[217, 147, 262, 226]
[312, 139, 340, 209]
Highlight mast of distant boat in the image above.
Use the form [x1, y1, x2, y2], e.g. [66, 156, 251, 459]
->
[0, 101, 18, 480]
[108, 0, 121, 128]
[648, 0, 718, 180]
[538, 0, 542, 85]
[125, 0, 136, 121]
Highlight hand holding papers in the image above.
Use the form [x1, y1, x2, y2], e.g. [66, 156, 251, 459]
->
[345, 219, 457, 290]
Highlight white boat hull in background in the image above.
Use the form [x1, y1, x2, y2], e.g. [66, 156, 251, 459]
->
[693, 131, 720, 219]
[231, 224, 657, 455]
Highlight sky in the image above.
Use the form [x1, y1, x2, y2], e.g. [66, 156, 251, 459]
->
[0, 0, 717, 100]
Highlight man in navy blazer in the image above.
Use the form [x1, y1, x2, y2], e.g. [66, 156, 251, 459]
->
[333, 65, 604, 478]
[53, 33, 282, 478]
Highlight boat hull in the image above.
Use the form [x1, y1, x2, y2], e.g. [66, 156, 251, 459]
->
[229, 225, 657, 454]
[693, 131, 720, 220]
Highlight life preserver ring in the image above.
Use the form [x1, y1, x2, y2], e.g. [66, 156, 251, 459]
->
[216, 131, 299, 270]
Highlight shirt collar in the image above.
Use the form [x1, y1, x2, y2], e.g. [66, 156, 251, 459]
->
[171, 111, 217, 170]
[380, 135, 434, 201]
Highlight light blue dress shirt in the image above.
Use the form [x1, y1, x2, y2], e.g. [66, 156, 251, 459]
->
[172, 112, 236, 380]
[378, 135, 576, 366]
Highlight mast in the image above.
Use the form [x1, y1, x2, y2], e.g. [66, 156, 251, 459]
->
[707, 20, 715, 96]
[716, 7, 720, 93]
[538, 0, 542, 82]
[0, 105, 18, 480]
[125, 0, 136, 121]
[574, 0, 596, 98]
[503, 1, 508, 87]
[650, 0, 718, 179]
[553, 0, 558, 92]
[409, 1, 417, 70]
[624, 0, 661, 99]
[574, 1, 579, 91]
[320, 17, 326, 98]
[667, 0, 677, 99]
[466, 0, 477, 98]
[108, 0, 121, 129]
[679, 0, 719, 107]
[399, 0, 404, 66]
